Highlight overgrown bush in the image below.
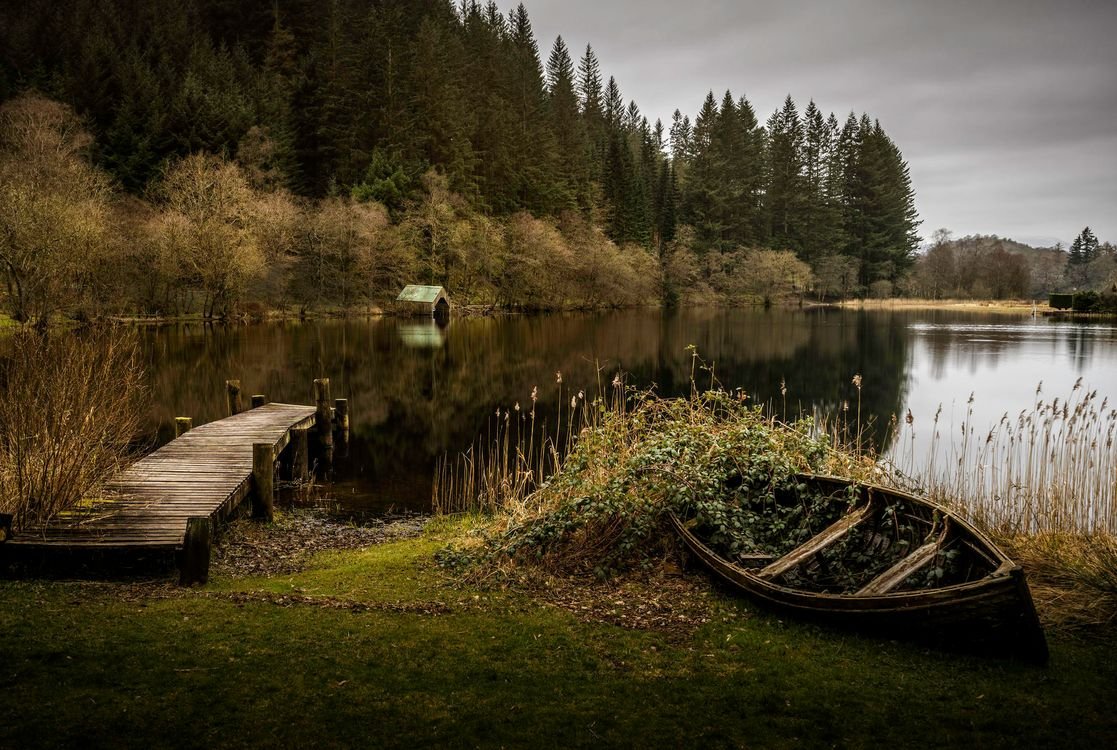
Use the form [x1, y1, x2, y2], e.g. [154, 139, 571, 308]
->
[438, 384, 869, 579]
[0, 328, 147, 530]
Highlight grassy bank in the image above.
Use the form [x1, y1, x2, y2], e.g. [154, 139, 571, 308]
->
[835, 298, 1044, 314]
[2, 518, 1116, 749]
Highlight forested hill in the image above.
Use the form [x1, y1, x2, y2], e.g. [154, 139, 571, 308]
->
[0, 0, 919, 299]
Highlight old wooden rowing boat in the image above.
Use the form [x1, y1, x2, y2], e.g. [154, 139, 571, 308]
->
[669, 473, 1048, 663]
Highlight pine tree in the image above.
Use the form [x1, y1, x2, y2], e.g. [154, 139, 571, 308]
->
[577, 44, 606, 188]
[685, 91, 725, 256]
[764, 95, 806, 253]
[546, 35, 587, 211]
[406, 17, 476, 192]
[1082, 226, 1099, 263]
[668, 109, 692, 184]
[799, 100, 838, 263]
[733, 95, 765, 247]
[604, 76, 624, 131]
[842, 116, 920, 284]
[505, 3, 559, 212]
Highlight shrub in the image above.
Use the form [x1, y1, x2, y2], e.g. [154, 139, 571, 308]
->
[0, 327, 147, 530]
[437, 382, 869, 579]
[1071, 291, 1100, 312]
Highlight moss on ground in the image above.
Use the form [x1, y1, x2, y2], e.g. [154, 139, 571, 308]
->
[2, 522, 1115, 749]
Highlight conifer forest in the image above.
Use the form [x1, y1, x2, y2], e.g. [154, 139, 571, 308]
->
[0, 0, 1030, 322]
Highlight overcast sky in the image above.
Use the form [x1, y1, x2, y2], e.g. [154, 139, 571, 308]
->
[513, 0, 1116, 247]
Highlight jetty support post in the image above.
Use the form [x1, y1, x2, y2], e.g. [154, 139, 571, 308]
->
[290, 426, 310, 481]
[251, 394, 268, 409]
[334, 398, 349, 434]
[334, 398, 349, 456]
[226, 380, 243, 416]
[179, 516, 212, 586]
[174, 417, 193, 438]
[252, 442, 276, 521]
[314, 378, 334, 467]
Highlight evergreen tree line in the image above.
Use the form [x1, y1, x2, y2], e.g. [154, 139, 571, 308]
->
[0, 0, 921, 312]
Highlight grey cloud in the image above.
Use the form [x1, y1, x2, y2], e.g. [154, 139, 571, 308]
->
[518, 0, 1117, 244]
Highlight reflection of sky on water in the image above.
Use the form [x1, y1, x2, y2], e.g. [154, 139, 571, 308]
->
[888, 318, 1117, 467]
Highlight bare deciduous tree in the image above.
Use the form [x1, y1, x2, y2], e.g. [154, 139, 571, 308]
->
[149, 153, 263, 318]
[0, 93, 112, 326]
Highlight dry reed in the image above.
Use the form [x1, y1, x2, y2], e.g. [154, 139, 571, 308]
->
[0, 327, 148, 530]
[432, 367, 628, 519]
[888, 379, 1117, 535]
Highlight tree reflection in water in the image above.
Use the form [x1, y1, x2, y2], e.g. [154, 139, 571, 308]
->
[136, 309, 1116, 513]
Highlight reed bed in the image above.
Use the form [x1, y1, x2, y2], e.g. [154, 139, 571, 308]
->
[432, 370, 628, 520]
[888, 379, 1117, 536]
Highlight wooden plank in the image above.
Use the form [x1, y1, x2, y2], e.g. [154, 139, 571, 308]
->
[855, 522, 951, 596]
[18, 404, 317, 552]
[758, 502, 876, 581]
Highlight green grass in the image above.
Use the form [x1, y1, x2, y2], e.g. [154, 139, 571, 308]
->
[2, 524, 1116, 749]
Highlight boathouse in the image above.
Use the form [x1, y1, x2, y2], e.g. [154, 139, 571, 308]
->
[396, 285, 451, 318]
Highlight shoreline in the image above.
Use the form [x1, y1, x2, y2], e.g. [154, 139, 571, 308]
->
[831, 298, 1045, 314]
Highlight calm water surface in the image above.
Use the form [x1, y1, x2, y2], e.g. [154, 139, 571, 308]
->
[139, 309, 1117, 512]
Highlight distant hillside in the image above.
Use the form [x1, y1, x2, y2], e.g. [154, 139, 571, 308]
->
[947, 234, 1051, 256]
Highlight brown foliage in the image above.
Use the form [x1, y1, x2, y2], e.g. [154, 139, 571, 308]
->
[148, 153, 264, 317]
[0, 93, 112, 324]
[0, 328, 147, 530]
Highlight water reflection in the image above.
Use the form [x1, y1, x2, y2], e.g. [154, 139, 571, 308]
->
[137, 310, 1117, 513]
[398, 318, 449, 349]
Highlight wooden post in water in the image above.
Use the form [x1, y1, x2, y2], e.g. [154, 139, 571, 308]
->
[291, 427, 309, 481]
[179, 516, 212, 585]
[334, 398, 350, 458]
[334, 398, 349, 433]
[226, 380, 243, 416]
[174, 417, 193, 438]
[314, 378, 334, 466]
[251, 394, 268, 409]
[252, 442, 275, 521]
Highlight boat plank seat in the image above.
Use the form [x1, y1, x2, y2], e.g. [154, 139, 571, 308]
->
[855, 521, 950, 597]
[758, 500, 876, 580]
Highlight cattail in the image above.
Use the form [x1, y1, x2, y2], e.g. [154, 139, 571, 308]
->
[852, 374, 862, 390]
[555, 371, 562, 385]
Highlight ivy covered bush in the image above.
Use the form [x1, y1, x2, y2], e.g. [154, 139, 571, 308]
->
[440, 389, 868, 579]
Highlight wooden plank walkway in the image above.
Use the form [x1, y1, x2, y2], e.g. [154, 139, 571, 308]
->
[7, 403, 317, 551]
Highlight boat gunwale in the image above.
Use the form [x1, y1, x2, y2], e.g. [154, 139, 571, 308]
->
[669, 472, 1020, 610]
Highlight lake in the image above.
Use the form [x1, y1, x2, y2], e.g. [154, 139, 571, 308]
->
[138, 309, 1117, 515]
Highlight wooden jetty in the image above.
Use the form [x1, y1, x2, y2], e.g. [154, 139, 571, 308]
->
[4, 379, 347, 585]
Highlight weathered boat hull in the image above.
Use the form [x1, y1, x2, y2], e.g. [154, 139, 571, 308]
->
[670, 475, 1048, 663]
